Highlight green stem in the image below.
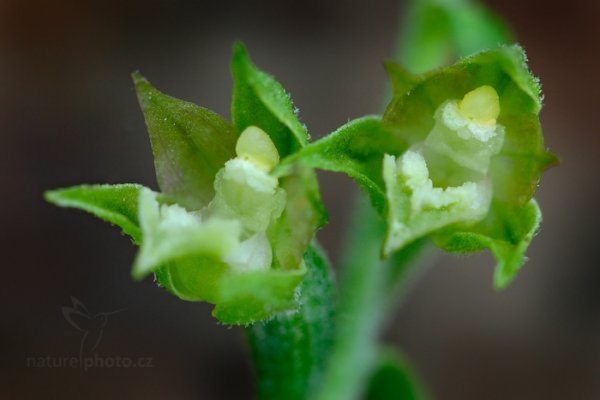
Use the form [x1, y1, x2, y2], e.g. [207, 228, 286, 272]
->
[245, 244, 335, 400]
[314, 195, 431, 400]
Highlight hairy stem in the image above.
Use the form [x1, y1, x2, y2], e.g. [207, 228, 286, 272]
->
[246, 244, 336, 400]
[314, 196, 431, 400]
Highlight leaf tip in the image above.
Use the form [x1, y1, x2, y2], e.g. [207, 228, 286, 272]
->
[43, 187, 76, 207]
[131, 70, 149, 88]
[43, 189, 60, 205]
[232, 40, 247, 55]
[383, 60, 420, 96]
[231, 41, 251, 68]
[131, 71, 155, 104]
[543, 150, 561, 170]
[131, 262, 148, 281]
[493, 266, 516, 290]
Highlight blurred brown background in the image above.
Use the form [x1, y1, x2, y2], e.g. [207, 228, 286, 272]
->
[2, 0, 599, 398]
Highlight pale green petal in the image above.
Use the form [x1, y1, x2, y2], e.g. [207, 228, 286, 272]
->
[133, 188, 241, 279]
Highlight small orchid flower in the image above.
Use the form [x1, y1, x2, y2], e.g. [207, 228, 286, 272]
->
[46, 44, 325, 325]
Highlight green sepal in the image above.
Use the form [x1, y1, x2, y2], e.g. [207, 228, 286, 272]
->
[44, 184, 144, 244]
[133, 72, 237, 210]
[153, 259, 306, 325]
[434, 198, 542, 289]
[365, 348, 428, 400]
[277, 116, 406, 214]
[156, 259, 306, 326]
[231, 42, 308, 157]
[154, 259, 304, 324]
[491, 112, 557, 205]
[398, 0, 513, 73]
[153, 258, 229, 303]
[213, 266, 306, 325]
[383, 62, 420, 100]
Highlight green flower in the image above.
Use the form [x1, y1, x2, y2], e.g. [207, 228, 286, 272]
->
[45, 44, 325, 325]
[282, 45, 556, 289]
[382, 45, 557, 288]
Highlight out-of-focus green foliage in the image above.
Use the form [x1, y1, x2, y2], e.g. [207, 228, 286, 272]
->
[365, 348, 428, 400]
[398, 0, 513, 73]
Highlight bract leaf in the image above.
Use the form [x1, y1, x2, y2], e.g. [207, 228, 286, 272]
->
[278, 116, 406, 214]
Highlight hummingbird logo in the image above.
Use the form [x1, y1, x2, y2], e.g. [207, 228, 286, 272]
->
[61, 297, 124, 362]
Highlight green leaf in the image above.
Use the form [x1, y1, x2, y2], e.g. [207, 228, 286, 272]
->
[434, 199, 542, 289]
[365, 348, 428, 400]
[278, 116, 406, 214]
[44, 184, 144, 244]
[133, 72, 237, 210]
[246, 245, 335, 399]
[398, 0, 513, 73]
[231, 42, 308, 157]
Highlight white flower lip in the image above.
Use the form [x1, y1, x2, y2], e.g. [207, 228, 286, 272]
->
[398, 150, 488, 215]
[225, 232, 272, 272]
